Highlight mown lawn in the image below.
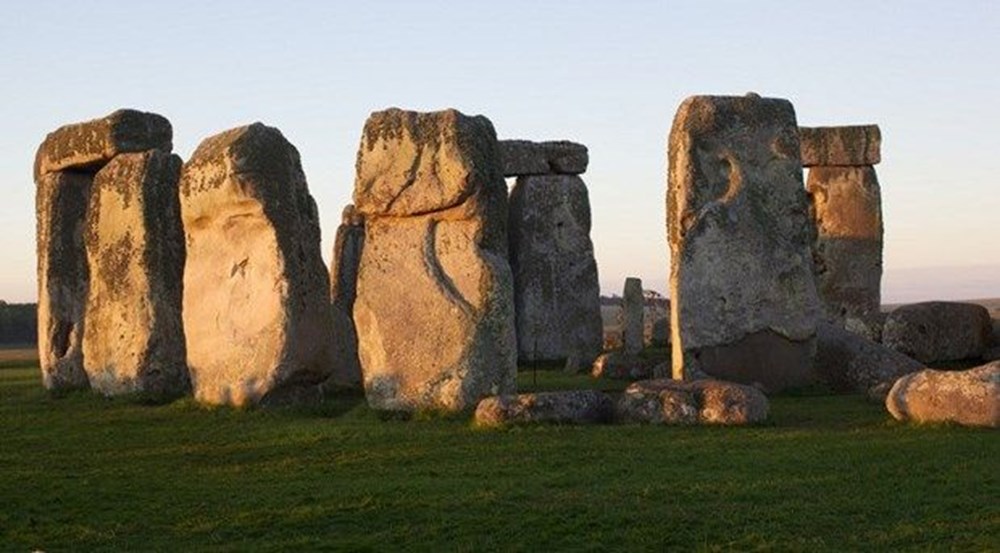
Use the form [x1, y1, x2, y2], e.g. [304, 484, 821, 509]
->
[1, 362, 997, 551]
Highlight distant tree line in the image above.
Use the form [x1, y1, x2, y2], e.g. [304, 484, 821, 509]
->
[0, 301, 37, 345]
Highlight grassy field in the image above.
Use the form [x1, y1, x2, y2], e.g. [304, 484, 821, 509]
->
[1, 359, 998, 551]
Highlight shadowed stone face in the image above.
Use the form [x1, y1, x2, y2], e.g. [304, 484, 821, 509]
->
[36, 171, 92, 391]
[328, 204, 365, 388]
[509, 174, 601, 366]
[808, 165, 883, 321]
[353, 108, 516, 412]
[622, 278, 644, 355]
[180, 123, 334, 406]
[667, 94, 822, 392]
[82, 150, 188, 398]
[498, 140, 589, 177]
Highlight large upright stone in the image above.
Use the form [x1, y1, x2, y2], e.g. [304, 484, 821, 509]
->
[799, 125, 881, 167]
[667, 94, 822, 392]
[808, 165, 883, 321]
[353, 108, 516, 412]
[180, 123, 334, 406]
[509, 174, 602, 367]
[82, 150, 188, 397]
[622, 277, 644, 355]
[34, 109, 172, 180]
[36, 171, 92, 390]
[328, 204, 365, 387]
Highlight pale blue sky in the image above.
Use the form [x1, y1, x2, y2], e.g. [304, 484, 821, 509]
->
[2, 1, 998, 303]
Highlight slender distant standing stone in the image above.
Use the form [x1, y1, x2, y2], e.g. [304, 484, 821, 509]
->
[667, 94, 822, 392]
[180, 123, 334, 406]
[328, 204, 365, 387]
[353, 108, 517, 412]
[622, 277, 644, 355]
[509, 174, 602, 367]
[82, 150, 188, 397]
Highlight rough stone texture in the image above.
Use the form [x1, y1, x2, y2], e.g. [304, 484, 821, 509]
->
[328, 204, 365, 387]
[590, 350, 670, 381]
[34, 109, 172, 181]
[799, 125, 881, 167]
[844, 311, 885, 343]
[882, 302, 992, 363]
[474, 390, 614, 426]
[82, 151, 188, 397]
[616, 378, 769, 425]
[499, 140, 588, 176]
[36, 171, 92, 391]
[668, 94, 822, 392]
[353, 108, 517, 412]
[622, 278, 644, 355]
[809, 166, 883, 323]
[886, 362, 999, 428]
[815, 322, 923, 394]
[509, 174, 602, 366]
[180, 123, 334, 406]
[648, 316, 670, 347]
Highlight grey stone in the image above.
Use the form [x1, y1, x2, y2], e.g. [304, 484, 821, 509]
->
[667, 93, 822, 392]
[353, 108, 517, 412]
[882, 302, 992, 363]
[886, 362, 999, 428]
[34, 109, 172, 180]
[622, 278, 644, 355]
[499, 140, 589, 176]
[799, 125, 881, 167]
[809, 166, 883, 322]
[180, 123, 334, 406]
[509, 174, 602, 367]
[82, 150, 188, 398]
[35, 171, 92, 391]
[474, 390, 614, 426]
[616, 378, 769, 425]
[815, 322, 923, 394]
[328, 204, 365, 388]
[590, 350, 671, 381]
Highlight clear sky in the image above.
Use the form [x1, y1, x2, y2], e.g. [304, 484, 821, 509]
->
[1, 1, 998, 304]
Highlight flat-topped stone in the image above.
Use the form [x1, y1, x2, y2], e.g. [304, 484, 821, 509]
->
[799, 125, 881, 167]
[499, 140, 589, 176]
[474, 390, 614, 426]
[668, 93, 822, 392]
[882, 301, 992, 363]
[34, 109, 172, 180]
[886, 362, 999, 428]
[617, 378, 769, 425]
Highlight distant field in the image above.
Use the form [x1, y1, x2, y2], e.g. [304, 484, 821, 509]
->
[0, 346, 37, 367]
[1, 361, 997, 551]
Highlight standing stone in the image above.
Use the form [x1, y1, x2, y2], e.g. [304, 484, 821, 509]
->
[622, 277, 644, 355]
[509, 174, 602, 368]
[36, 171, 92, 390]
[328, 204, 365, 387]
[353, 108, 516, 412]
[808, 165, 883, 321]
[667, 94, 822, 392]
[82, 150, 188, 397]
[180, 123, 334, 406]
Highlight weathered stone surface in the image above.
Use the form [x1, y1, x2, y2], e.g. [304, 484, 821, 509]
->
[882, 302, 992, 363]
[180, 123, 334, 406]
[616, 378, 769, 425]
[509, 174, 602, 366]
[82, 150, 188, 397]
[34, 109, 172, 180]
[474, 390, 613, 426]
[809, 166, 883, 323]
[328, 204, 365, 387]
[499, 140, 589, 177]
[815, 322, 923, 394]
[648, 316, 670, 347]
[667, 94, 822, 391]
[590, 350, 670, 380]
[799, 125, 881, 167]
[622, 278, 644, 355]
[36, 171, 92, 391]
[886, 362, 999, 428]
[844, 311, 885, 343]
[353, 108, 517, 412]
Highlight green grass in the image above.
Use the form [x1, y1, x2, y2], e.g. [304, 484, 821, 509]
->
[1, 363, 997, 551]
